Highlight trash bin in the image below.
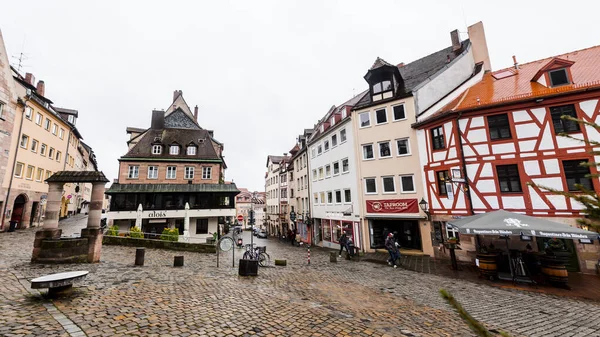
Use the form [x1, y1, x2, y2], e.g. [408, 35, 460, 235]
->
[8, 221, 18, 232]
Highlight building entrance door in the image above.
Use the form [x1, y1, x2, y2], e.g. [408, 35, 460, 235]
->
[11, 194, 28, 229]
[29, 202, 39, 228]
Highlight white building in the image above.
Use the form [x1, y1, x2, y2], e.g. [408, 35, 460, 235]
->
[308, 93, 367, 251]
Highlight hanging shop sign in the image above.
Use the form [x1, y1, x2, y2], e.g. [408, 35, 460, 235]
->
[366, 199, 419, 214]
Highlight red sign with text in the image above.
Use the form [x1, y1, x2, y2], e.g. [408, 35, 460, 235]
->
[366, 199, 419, 214]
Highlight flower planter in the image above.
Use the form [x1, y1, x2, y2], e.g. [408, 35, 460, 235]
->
[476, 252, 500, 280]
[540, 254, 569, 287]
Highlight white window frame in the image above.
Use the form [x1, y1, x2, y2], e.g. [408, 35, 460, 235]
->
[382, 176, 396, 194]
[166, 166, 177, 179]
[56, 151, 62, 162]
[35, 168, 44, 182]
[20, 134, 29, 149]
[332, 161, 340, 176]
[392, 103, 407, 121]
[187, 146, 196, 155]
[318, 167, 324, 180]
[52, 124, 58, 135]
[446, 222, 459, 239]
[364, 177, 377, 194]
[25, 165, 35, 180]
[25, 106, 33, 120]
[59, 128, 65, 140]
[30, 139, 38, 153]
[362, 144, 374, 160]
[35, 113, 42, 125]
[319, 192, 325, 205]
[40, 144, 47, 156]
[48, 147, 55, 159]
[359, 111, 371, 128]
[325, 164, 331, 178]
[311, 147, 316, 158]
[152, 145, 162, 155]
[313, 193, 319, 205]
[317, 145, 322, 155]
[396, 138, 411, 156]
[340, 129, 347, 143]
[44, 118, 51, 131]
[400, 174, 416, 193]
[169, 145, 180, 155]
[327, 191, 333, 205]
[148, 166, 158, 179]
[14, 162, 24, 178]
[341, 158, 349, 173]
[201, 166, 211, 180]
[375, 108, 388, 125]
[128, 165, 139, 179]
[343, 189, 352, 203]
[68, 115, 75, 124]
[312, 169, 317, 181]
[324, 140, 330, 152]
[334, 190, 342, 204]
[331, 134, 338, 147]
[379, 141, 392, 159]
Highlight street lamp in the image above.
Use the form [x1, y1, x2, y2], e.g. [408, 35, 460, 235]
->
[419, 198, 431, 221]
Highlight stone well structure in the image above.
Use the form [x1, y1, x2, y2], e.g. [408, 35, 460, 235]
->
[31, 171, 109, 263]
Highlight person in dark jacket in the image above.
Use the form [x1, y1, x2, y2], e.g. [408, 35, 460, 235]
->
[338, 232, 348, 257]
[385, 233, 400, 268]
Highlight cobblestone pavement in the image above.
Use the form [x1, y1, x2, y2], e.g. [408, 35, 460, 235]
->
[1, 218, 599, 337]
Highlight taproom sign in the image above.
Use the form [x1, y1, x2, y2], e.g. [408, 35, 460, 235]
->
[366, 199, 419, 214]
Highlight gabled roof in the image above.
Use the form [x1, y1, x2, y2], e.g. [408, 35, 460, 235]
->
[370, 57, 395, 70]
[308, 90, 369, 144]
[266, 155, 289, 167]
[531, 57, 575, 82]
[416, 44, 600, 126]
[165, 90, 193, 117]
[355, 40, 471, 109]
[165, 107, 202, 130]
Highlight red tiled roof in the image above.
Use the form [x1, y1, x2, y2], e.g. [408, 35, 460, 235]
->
[428, 44, 600, 119]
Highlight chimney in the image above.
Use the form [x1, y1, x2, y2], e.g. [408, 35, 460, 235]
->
[450, 29, 461, 52]
[397, 62, 405, 67]
[151, 110, 165, 129]
[512, 55, 519, 70]
[25, 73, 35, 85]
[467, 21, 492, 72]
[36, 80, 45, 97]
[194, 105, 198, 121]
[173, 90, 179, 102]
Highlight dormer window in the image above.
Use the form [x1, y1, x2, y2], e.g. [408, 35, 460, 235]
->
[330, 116, 335, 126]
[152, 145, 162, 155]
[170, 145, 180, 155]
[549, 68, 570, 87]
[68, 115, 76, 124]
[373, 80, 392, 94]
[187, 146, 197, 155]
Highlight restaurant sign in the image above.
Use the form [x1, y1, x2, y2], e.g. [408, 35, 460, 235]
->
[366, 198, 419, 214]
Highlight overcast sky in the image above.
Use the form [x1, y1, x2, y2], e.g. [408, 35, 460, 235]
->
[1, 1, 598, 191]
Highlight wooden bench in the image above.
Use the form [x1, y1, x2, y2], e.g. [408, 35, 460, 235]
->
[31, 271, 89, 296]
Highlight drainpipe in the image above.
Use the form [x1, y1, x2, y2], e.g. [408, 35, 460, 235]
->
[455, 112, 474, 216]
[1, 95, 30, 230]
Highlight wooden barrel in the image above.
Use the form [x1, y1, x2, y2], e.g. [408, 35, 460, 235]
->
[477, 253, 498, 279]
[541, 264, 568, 285]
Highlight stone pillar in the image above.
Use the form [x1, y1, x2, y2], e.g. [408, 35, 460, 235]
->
[32, 182, 64, 261]
[86, 182, 105, 229]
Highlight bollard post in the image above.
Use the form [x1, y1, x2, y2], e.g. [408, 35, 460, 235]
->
[174, 256, 184, 267]
[135, 248, 145, 266]
[330, 251, 337, 263]
[307, 247, 311, 265]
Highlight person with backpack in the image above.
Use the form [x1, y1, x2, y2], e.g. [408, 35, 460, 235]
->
[338, 232, 348, 258]
[385, 232, 400, 268]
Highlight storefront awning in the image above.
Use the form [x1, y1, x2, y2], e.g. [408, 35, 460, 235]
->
[448, 210, 599, 240]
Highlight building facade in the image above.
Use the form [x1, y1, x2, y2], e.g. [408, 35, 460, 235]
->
[0, 30, 18, 230]
[106, 91, 238, 243]
[414, 45, 600, 273]
[234, 189, 265, 230]
[265, 155, 288, 237]
[290, 129, 313, 243]
[350, 22, 490, 255]
[308, 97, 365, 251]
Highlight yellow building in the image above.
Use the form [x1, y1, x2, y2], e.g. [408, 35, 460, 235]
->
[1, 70, 83, 229]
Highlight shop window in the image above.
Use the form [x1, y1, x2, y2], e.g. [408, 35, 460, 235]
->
[196, 219, 209, 234]
[322, 220, 332, 242]
[487, 114, 512, 140]
[562, 159, 592, 191]
[550, 105, 579, 134]
[436, 170, 450, 196]
[376, 108, 387, 124]
[496, 164, 522, 193]
[431, 126, 445, 150]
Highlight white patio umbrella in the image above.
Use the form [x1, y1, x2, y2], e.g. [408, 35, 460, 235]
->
[135, 204, 143, 230]
[183, 202, 190, 241]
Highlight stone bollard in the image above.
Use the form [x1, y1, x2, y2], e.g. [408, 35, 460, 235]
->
[135, 248, 145, 266]
[274, 259, 287, 266]
[174, 256, 184, 267]
[330, 252, 337, 263]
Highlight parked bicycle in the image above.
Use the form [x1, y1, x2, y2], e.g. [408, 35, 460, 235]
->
[242, 244, 270, 267]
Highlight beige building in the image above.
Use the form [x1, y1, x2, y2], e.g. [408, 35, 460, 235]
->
[1, 70, 81, 229]
[290, 130, 312, 243]
[351, 22, 490, 255]
[264, 155, 289, 236]
[0, 29, 19, 231]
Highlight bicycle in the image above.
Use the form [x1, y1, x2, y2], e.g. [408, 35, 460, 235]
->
[242, 244, 270, 267]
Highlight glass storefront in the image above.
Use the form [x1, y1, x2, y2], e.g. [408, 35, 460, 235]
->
[369, 219, 421, 250]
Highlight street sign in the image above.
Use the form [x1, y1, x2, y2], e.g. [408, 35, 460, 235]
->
[237, 215, 244, 222]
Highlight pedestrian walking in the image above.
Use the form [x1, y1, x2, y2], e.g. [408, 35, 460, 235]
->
[385, 233, 400, 268]
[338, 232, 348, 258]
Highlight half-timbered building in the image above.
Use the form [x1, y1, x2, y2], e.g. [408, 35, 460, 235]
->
[414, 46, 600, 273]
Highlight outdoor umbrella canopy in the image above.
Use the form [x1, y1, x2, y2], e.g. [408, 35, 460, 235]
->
[448, 210, 599, 241]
